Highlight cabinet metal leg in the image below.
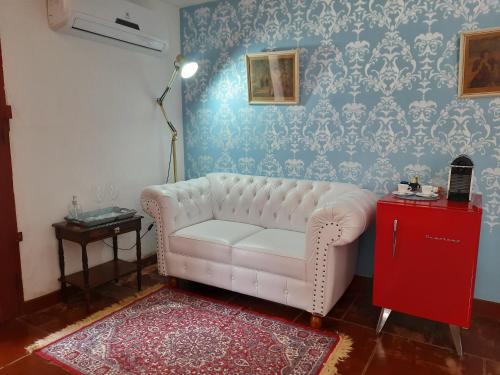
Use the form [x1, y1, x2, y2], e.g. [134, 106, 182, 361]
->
[376, 308, 392, 334]
[449, 324, 463, 357]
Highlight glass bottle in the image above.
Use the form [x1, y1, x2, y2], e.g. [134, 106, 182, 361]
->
[68, 195, 83, 219]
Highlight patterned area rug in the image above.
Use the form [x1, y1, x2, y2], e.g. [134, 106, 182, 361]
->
[28, 285, 352, 374]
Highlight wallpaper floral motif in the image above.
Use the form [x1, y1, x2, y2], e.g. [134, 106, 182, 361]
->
[180, 0, 500, 301]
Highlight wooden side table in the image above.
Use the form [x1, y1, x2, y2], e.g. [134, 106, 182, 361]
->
[53, 215, 143, 311]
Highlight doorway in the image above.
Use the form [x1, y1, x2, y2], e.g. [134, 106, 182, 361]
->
[0, 39, 23, 322]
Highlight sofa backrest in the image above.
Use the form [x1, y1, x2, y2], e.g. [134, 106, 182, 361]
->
[207, 173, 361, 233]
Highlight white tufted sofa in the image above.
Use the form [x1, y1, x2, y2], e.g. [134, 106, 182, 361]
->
[141, 173, 377, 324]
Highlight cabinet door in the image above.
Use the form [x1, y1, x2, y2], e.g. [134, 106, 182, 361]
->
[373, 203, 481, 327]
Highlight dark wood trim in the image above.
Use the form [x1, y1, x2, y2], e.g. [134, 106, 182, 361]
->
[21, 270, 500, 319]
[22, 254, 158, 314]
[0, 105, 12, 120]
[474, 298, 500, 320]
[23, 286, 78, 315]
[352, 275, 500, 321]
[0, 38, 24, 322]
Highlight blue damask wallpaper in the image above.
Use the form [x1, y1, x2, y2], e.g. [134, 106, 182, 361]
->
[180, 0, 500, 301]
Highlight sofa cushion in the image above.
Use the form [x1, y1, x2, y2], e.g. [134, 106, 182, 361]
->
[232, 229, 307, 280]
[169, 220, 263, 264]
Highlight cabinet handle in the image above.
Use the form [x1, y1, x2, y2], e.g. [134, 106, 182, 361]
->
[393, 219, 398, 257]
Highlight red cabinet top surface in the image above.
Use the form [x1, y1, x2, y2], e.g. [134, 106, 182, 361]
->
[378, 193, 482, 213]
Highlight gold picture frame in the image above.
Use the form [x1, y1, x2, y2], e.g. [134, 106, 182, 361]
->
[459, 27, 500, 98]
[246, 50, 299, 105]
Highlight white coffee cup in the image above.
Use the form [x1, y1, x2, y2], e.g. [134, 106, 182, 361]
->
[421, 185, 434, 195]
[397, 184, 411, 193]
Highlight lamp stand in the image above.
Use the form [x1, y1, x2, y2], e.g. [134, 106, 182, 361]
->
[157, 64, 180, 183]
[171, 132, 178, 182]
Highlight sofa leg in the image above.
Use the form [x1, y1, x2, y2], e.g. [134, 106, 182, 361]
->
[167, 276, 178, 288]
[310, 314, 323, 329]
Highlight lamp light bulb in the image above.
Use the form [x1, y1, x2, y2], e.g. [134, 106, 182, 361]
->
[180, 62, 198, 79]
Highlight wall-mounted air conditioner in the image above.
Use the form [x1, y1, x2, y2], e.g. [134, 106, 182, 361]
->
[47, 0, 169, 53]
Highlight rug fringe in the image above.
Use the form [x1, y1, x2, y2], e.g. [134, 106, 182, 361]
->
[319, 333, 353, 375]
[26, 284, 164, 354]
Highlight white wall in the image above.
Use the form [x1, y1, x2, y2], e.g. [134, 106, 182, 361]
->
[0, 0, 183, 301]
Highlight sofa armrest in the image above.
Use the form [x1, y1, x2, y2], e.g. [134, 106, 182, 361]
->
[141, 177, 214, 234]
[140, 177, 214, 275]
[306, 188, 377, 316]
[306, 189, 377, 251]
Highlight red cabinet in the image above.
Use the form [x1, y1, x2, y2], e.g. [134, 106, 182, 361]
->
[373, 193, 482, 355]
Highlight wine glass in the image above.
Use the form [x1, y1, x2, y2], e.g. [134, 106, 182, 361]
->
[91, 185, 104, 208]
[108, 183, 119, 206]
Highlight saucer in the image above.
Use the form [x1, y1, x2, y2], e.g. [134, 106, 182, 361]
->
[392, 191, 414, 196]
[416, 192, 439, 198]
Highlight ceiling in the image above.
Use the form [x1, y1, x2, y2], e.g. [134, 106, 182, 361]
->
[162, 0, 215, 7]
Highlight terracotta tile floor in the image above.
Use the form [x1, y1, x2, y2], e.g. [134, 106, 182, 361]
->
[1, 270, 498, 375]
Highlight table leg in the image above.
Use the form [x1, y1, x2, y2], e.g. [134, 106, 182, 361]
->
[57, 237, 67, 302]
[136, 229, 142, 291]
[112, 235, 118, 282]
[81, 243, 90, 313]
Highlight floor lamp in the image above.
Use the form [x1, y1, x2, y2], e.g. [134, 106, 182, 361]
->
[157, 54, 198, 182]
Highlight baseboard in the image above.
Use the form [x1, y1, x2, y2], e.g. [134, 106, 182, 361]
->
[22, 267, 500, 318]
[22, 286, 77, 315]
[351, 275, 500, 320]
[22, 254, 158, 315]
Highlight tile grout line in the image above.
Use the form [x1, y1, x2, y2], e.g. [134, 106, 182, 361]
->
[340, 293, 360, 321]
[292, 311, 304, 323]
[326, 316, 494, 362]
[360, 340, 378, 375]
[1, 353, 31, 370]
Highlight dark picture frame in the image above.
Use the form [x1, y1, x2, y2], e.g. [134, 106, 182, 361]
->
[459, 27, 500, 98]
[246, 50, 299, 105]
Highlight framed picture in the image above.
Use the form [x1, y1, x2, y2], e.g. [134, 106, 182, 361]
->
[246, 50, 299, 105]
[459, 27, 500, 98]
